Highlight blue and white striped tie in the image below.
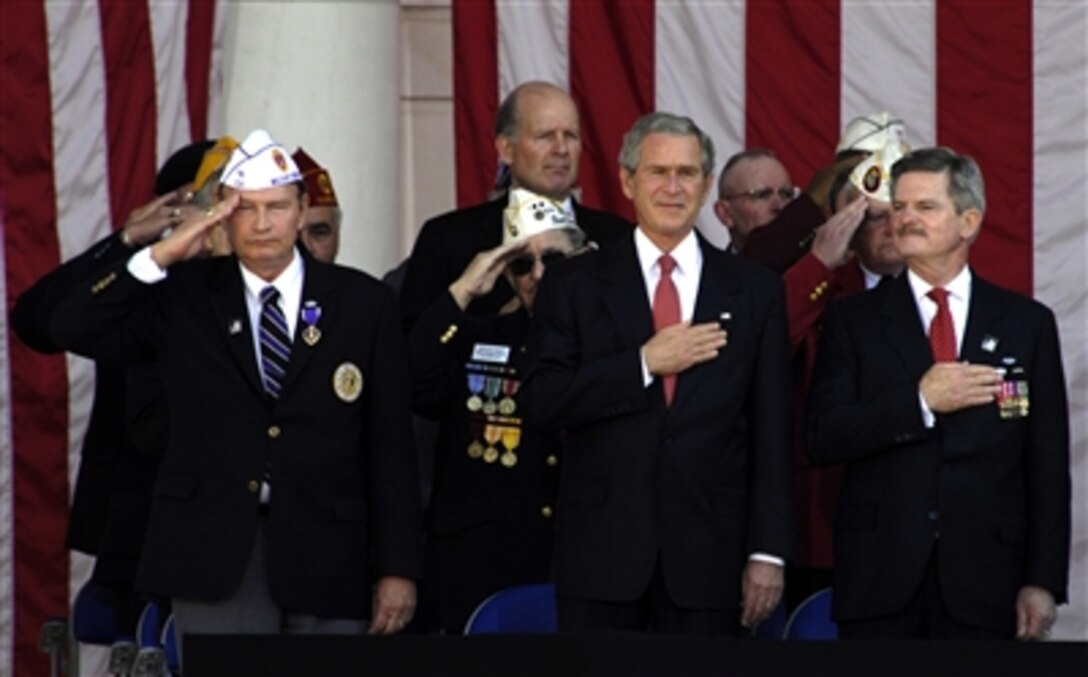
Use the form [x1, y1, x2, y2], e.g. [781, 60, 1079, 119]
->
[259, 285, 291, 398]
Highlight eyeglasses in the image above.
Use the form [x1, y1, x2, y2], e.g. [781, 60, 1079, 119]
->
[508, 250, 567, 277]
[721, 185, 800, 202]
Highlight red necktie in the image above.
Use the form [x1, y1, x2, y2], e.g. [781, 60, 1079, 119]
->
[653, 254, 681, 405]
[927, 287, 956, 362]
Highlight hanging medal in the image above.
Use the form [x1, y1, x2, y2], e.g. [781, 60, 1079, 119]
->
[481, 376, 502, 415]
[482, 424, 502, 464]
[466, 372, 485, 412]
[466, 419, 485, 460]
[300, 300, 322, 346]
[500, 424, 521, 468]
[498, 378, 519, 415]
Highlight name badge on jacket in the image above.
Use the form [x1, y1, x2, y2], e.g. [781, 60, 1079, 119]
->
[471, 342, 511, 364]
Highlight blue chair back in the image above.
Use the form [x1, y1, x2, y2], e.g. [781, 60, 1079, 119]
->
[137, 600, 165, 648]
[72, 582, 128, 645]
[783, 587, 838, 640]
[162, 613, 180, 674]
[463, 583, 558, 634]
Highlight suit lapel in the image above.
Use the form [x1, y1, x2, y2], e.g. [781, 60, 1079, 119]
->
[209, 258, 265, 398]
[879, 274, 933, 379]
[959, 275, 1005, 365]
[671, 239, 743, 411]
[279, 259, 338, 395]
[600, 235, 655, 355]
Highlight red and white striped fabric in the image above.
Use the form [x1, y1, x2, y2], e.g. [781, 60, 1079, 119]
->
[454, 0, 1087, 639]
[0, 1, 223, 673]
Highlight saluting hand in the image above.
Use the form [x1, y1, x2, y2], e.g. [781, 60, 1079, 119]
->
[810, 196, 867, 269]
[121, 190, 204, 248]
[447, 240, 529, 310]
[149, 193, 239, 269]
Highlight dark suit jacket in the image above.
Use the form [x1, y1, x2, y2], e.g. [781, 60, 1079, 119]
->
[400, 197, 632, 329]
[10, 232, 134, 555]
[806, 272, 1070, 632]
[410, 294, 559, 631]
[783, 255, 865, 567]
[50, 251, 424, 618]
[523, 233, 793, 610]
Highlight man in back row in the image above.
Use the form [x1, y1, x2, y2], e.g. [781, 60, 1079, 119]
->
[400, 80, 631, 330]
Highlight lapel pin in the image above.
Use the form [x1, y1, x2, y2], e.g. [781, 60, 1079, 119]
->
[229, 319, 243, 335]
[981, 336, 998, 353]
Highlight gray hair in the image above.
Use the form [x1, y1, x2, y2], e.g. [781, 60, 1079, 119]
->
[619, 112, 715, 177]
[890, 147, 986, 215]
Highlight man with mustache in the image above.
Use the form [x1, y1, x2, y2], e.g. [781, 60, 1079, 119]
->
[807, 147, 1070, 640]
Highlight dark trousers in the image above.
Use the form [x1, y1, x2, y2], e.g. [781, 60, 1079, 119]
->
[838, 545, 1011, 640]
[557, 559, 742, 636]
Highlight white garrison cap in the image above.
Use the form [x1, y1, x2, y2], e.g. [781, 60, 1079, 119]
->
[503, 188, 580, 244]
[219, 129, 301, 190]
[836, 112, 906, 154]
[848, 137, 910, 203]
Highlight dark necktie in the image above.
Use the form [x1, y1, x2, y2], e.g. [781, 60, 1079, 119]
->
[927, 287, 956, 362]
[652, 254, 681, 406]
[259, 285, 291, 398]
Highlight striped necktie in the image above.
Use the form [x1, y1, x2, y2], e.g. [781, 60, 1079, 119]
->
[259, 285, 291, 398]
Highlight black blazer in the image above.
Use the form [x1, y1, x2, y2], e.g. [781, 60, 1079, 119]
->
[806, 272, 1070, 632]
[50, 252, 424, 618]
[400, 197, 632, 329]
[11, 232, 133, 555]
[523, 233, 794, 610]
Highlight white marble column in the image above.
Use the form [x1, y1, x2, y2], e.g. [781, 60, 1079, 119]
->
[220, 0, 401, 277]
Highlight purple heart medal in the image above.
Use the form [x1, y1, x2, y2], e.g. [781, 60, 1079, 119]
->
[301, 300, 322, 346]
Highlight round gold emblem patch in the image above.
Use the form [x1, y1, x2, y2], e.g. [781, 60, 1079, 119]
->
[333, 362, 363, 403]
[863, 165, 882, 193]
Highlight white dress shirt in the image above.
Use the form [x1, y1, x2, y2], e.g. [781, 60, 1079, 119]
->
[908, 265, 972, 427]
[633, 228, 782, 568]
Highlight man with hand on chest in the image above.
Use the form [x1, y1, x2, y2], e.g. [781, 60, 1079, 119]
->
[807, 147, 1070, 640]
[523, 112, 793, 635]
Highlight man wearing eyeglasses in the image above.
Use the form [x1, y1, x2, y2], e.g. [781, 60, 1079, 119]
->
[713, 149, 804, 254]
[740, 113, 906, 274]
[400, 81, 632, 332]
[408, 189, 589, 633]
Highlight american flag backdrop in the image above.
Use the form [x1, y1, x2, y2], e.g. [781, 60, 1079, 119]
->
[1, 0, 224, 673]
[452, 0, 1086, 640]
[0, 2, 1085, 675]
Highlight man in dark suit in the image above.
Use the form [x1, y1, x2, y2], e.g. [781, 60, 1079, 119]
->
[807, 147, 1070, 640]
[524, 112, 793, 635]
[400, 80, 631, 330]
[50, 130, 423, 650]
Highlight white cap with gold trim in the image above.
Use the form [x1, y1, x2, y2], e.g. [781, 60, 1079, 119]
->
[220, 129, 301, 190]
[836, 112, 906, 154]
[503, 188, 580, 245]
